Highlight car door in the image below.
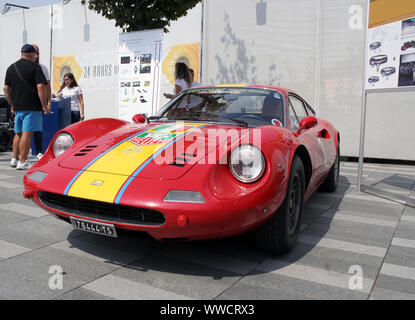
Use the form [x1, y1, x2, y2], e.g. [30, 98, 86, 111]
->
[288, 94, 326, 189]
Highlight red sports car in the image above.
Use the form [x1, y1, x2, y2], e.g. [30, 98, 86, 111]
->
[23, 85, 340, 254]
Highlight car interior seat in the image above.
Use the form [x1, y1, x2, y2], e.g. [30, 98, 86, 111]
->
[262, 94, 283, 124]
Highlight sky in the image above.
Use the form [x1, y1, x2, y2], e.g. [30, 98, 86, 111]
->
[0, 0, 63, 14]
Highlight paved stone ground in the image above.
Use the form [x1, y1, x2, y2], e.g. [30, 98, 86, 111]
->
[0, 151, 414, 300]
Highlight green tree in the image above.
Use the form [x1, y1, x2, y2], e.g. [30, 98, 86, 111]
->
[82, 0, 201, 32]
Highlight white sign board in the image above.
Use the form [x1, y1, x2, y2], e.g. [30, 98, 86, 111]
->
[365, 0, 415, 91]
[118, 29, 163, 121]
[366, 17, 415, 89]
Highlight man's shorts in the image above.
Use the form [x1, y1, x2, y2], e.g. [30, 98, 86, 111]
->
[14, 111, 43, 133]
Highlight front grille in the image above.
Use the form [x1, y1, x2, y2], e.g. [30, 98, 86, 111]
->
[38, 191, 165, 226]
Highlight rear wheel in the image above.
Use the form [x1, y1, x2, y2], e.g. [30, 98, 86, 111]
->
[255, 156, 305, 254]
[320, 142, 340, 192]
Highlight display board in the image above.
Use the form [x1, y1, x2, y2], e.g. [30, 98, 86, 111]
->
[117, 29, 163, 121]
[52, 52, 118, 92]
[365, 0, 415, 90]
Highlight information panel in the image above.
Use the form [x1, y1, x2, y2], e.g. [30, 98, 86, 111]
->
[118, 29, 163, 121]
[365, 0, 415, 90]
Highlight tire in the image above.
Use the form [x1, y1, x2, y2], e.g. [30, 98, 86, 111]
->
[0, 127, 11, 152]
[320, 142, 340, 193]
[255, 155, 305, 254]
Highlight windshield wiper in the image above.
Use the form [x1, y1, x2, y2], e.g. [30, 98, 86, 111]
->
[185, 111, 249, 127]
[202, 112, 248, 127]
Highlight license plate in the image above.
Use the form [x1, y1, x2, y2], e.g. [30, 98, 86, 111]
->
[70, 217, 117, 238]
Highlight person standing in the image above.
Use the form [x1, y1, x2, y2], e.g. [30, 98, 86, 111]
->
[57, 72, 85, 124]
[189, 68, 201, 87]
[163, 62, 192, 99]
[32, 44, 51, 159]
[3, 44, 49, 170]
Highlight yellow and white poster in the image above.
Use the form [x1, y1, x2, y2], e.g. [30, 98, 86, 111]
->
[52, 51, 118, 92]
[157, 42, 201, 114]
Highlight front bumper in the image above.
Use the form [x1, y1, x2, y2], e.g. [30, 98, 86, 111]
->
[23, 164, 286, 241]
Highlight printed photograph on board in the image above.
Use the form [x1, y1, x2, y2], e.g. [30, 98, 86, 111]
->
[398, 52, 415, 86]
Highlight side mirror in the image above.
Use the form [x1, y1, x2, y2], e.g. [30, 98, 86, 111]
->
[132, 114, 147, 124]
[296, 116, 318, 135]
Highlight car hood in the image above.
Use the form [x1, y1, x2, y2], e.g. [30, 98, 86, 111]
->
[59, 121, 250, 180]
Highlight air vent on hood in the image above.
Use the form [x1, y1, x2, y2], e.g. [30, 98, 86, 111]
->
[74, 145, 98, 157]
[169, 153, 197, 167]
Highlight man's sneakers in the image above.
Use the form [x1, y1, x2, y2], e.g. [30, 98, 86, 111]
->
[9, 158, 18, 168]
[11, 153, 41, 170]
[16, 161, 31, 170]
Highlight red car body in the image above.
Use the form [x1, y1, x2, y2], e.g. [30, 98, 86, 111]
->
[23, 85, 339, 252]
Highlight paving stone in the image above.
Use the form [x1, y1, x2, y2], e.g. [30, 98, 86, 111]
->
[0, 246, 117, 299]
[241, 272, 368, 300]
[301, 234, 387, 258]
[325, 208, 401, 222]
[0, 210, 36, 228]
[256, 259, 374, 294]
[0, 202, 48, 218]
[54, 287, 114, 300]
[110, 254, 241, 300]
[156, 244, 258, 275]
[217, 282, 307, 300]
[403, 205, 415, 217]
[394, 225, 415, 241]
[374, 274, 415, 296]
[264, 249, 381, 280]
[51, 233, 156, 267]
[384, 246, 415, 269]
[83, 274, 193, 300]
[0, 215, 85, 249]
[291, 243, 383, 267]
[370, 287, 415, 300]
[335, 198, 403, 216]
[303, 220, 396, 245]
[315, 213, 397, 228]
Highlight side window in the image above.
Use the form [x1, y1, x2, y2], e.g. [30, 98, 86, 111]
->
[288, 103, 300, 131]
[288, 96, 308, 122]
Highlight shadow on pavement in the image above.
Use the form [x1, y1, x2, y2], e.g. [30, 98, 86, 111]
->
[64, 176, 351, 279]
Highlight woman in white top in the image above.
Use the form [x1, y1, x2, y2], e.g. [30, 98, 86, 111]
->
[58, 72, 85, 124]
[164, 62, 192, 99]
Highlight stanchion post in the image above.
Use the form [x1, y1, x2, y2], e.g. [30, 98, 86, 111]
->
[357, 91, 367, 192]
[357, 0, 370, 193]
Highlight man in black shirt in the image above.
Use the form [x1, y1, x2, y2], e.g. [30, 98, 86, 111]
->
[3, 44, 49, 170]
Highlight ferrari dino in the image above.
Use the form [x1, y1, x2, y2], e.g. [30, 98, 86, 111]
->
[23, 85, 340, 254]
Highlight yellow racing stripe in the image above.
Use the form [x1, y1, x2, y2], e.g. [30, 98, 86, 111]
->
[67, 123, 206, 203]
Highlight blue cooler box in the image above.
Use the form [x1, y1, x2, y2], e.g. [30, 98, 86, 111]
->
[32, 97, 71, 155]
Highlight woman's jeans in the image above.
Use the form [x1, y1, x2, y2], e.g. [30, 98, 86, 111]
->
[71, 111, 81, 124]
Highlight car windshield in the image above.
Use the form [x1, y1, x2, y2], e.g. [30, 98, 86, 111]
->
[153, 87, 285, 127]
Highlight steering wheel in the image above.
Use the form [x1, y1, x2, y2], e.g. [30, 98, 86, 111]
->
[239, 114, 264, 121]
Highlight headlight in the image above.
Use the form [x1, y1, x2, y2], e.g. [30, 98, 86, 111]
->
[52, 133, 74, 157]
[229, 145, 265, 183]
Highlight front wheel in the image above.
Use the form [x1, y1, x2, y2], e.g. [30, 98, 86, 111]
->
[255, 156, 305, 254]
